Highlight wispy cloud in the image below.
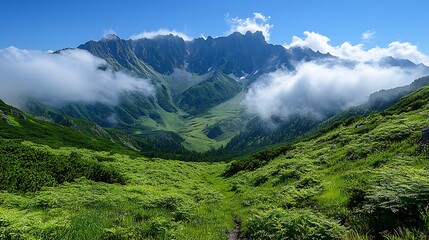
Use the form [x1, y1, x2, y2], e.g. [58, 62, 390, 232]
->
[244, 61, 427, 121]
[0, 47, 153, 108]
[102, 28, 118, 39]
[226, 12, 273, 41]
[284, 31, 429, 65]
[130, 29, 192, 41]
[362, 29, 376, 41]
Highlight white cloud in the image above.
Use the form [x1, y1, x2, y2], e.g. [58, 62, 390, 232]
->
[244, 61, 427, 121]
[0, 47, 154, 108]
[285, 31, 333, 53]
[130, 29, 192, 41]
[226, 12, 273, 41]
[102, 29, 118, 39]
[285, 31, 429, 65]
[362, 30, 376, 41]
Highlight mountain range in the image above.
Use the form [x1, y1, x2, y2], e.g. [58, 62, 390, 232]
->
[20, 31, 429, 157]
[3, 30, 429, 239]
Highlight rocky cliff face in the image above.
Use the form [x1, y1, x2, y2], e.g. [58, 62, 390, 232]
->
[78, 31, 330, 80]
[23, 32, 429, 154]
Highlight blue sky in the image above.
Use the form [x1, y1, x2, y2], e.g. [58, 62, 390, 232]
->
[1, 0, 429, 54]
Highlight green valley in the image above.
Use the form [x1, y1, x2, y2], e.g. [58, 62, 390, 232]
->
[2, 5, 429, 239]
[2, 79, 429, 239]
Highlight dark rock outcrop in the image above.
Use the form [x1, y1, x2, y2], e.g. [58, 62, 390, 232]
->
[0, 110, 11, 125]
[420, 127, 429, 151]
[9, 109, 27, 120]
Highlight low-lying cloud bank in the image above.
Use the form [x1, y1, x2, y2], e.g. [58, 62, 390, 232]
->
[285, 31, 429, 65]
[0, 47, 153, 108]
[245, 61, 427, 121]
[245, 31, 429, 121]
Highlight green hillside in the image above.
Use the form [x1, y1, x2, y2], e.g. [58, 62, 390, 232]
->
[178, 72, 243, 115]
[222, 84, 429, 239]
[2, 84, 429, 239]
[0, 100, 138, 155]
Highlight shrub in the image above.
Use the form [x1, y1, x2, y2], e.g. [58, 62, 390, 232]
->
[297, 175, 321, 188]
[383, 227, 428, 240]
[149, 195, 187, 211]
[243, 208, 346, 239]
[278, 186, 320, 208]
[361, 166, 429, 234]
[276, 169, 301, 183]
[223, 145, 293, 177]
[0, 140, 126, 192]
[253, 172, 269, 186]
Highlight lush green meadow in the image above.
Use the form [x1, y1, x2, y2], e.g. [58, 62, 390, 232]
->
[2, 86, 429, 239]
[0, 140, 236, 239]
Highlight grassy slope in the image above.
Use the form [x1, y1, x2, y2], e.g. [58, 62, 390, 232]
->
[224, 85, 429, 239]
[177, 73, 243, 115]
[0, 100, 138, 156]
[2, 86, 429, 239]
[0, 141, 235, 239]
[179, 92, 247, 152]
[0, 100, 236, 239]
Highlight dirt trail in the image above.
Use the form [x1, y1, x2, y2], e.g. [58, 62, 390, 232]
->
[228, 217, 244, 240]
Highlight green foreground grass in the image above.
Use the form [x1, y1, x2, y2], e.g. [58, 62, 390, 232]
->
[0, 140, 237, 239]
[3, 86, 429, 239]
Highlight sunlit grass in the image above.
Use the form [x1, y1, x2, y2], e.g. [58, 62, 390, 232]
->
[3, 86, 429, 238]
